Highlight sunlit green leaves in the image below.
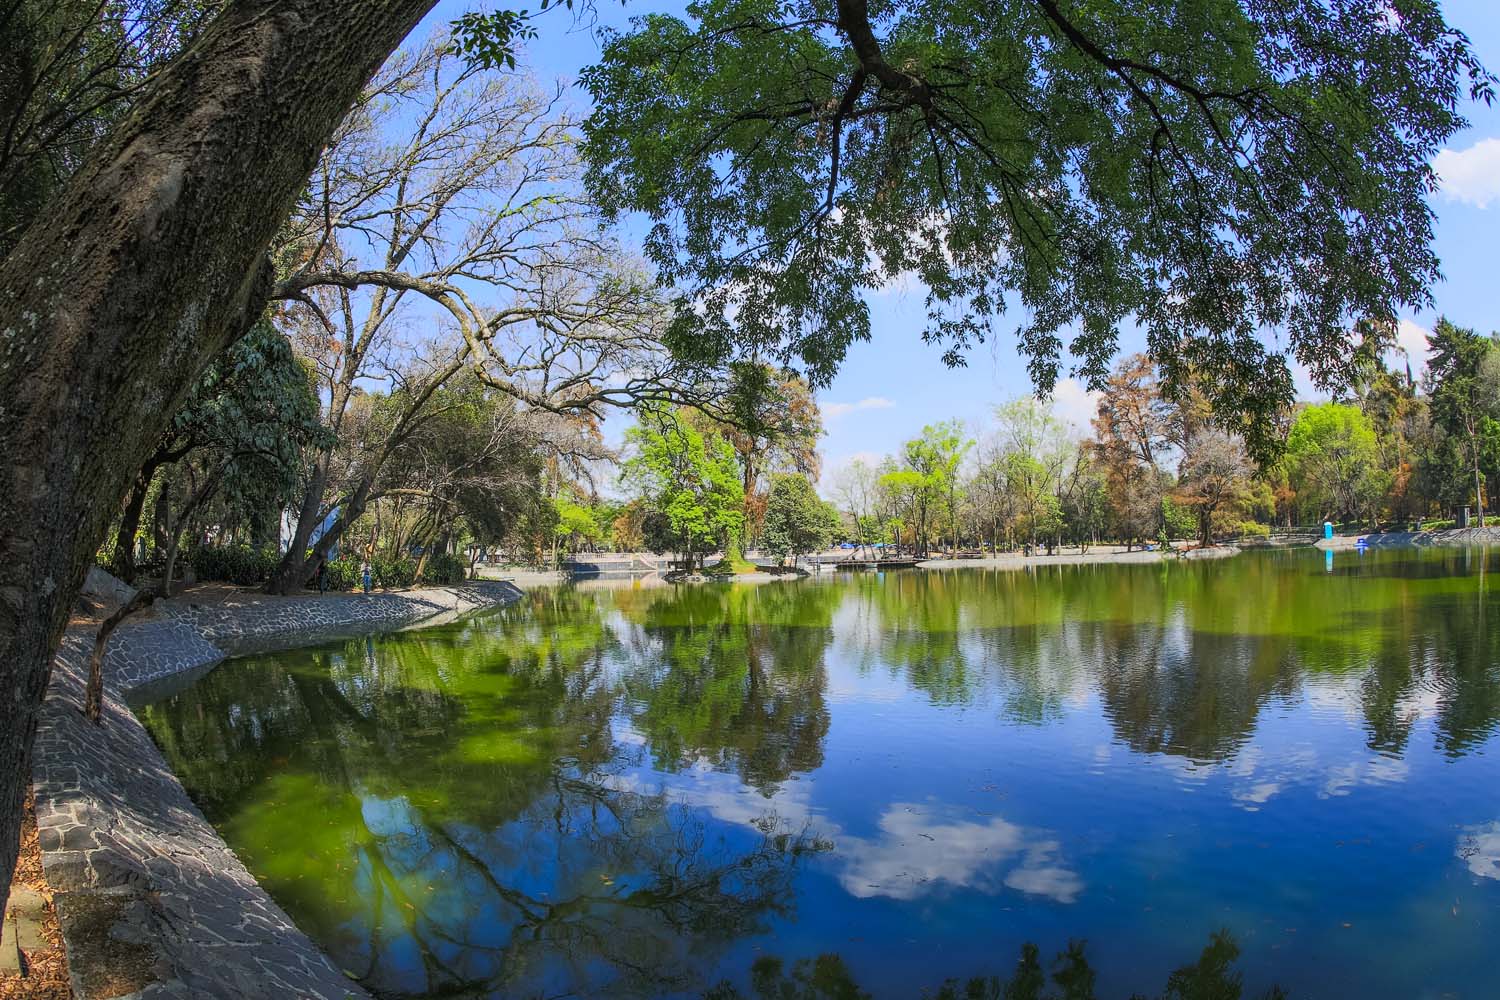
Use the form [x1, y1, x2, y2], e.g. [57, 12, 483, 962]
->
[449, 9, 537, 70]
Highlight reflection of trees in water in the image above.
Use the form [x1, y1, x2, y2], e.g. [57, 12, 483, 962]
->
[838, 571, 980, 706]
[1342, 582, 1500, 758]
[139, 554, 1500, 996]
[143, 585, 835, 997]
[838, 554, 1500, 763]
[337, 782, 827, 997]
[146, 592, 623, 826]
[614, 582, 840, 793]
[706, 929, 1284, 1000]
[1094, 621, 1299, 763]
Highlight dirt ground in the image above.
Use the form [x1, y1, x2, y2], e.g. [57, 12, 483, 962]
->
[1, 791, 71, 999]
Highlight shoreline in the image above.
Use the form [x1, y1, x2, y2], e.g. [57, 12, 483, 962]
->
[30, 578, 522, 1000]
[916, 547, 1170, 571]
[1314, 525, 1500, 551]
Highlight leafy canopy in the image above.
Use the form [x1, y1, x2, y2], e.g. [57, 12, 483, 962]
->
[579, 0, 1492, 456]
[170, 321, 326, 514]
[761, 473, 840, 558]
[622, 405, 747, 557]
[1423, 318, 1500, 508]
[1283, 402, 1382, 521]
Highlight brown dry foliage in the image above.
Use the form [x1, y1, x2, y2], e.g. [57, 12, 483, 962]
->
[0, 791, 70, 999]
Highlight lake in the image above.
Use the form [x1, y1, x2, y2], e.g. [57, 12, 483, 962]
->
[139, 548, 1500, 999]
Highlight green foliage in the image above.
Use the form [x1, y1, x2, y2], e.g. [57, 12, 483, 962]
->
[621, 405, 746, 561]
[1422, 318, 1500, 511]
[422, 552, 468, 585]
[879, 420, 973, 552]
[170, 321, 327, 522]
[189, 550, 374, 592]
[325, 557, 361, 591]
[448, 10, 536, 70]
[994, 399, 1068, 548]
[761, 474, 840, 561]
[554, 495, 603, 544]
[189, 545, 280, 586]
[580, 0, 1492, 454]
[1284, 403, 1382, 522]
[1161, 497, 1198, 541]
[381, 372, 551, 560]
[372, 555, 416, 589]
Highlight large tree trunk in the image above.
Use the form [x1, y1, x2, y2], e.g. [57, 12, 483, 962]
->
[110, 472, 153, 583]
[0, 0, 437, 914]
[268, 454, 333, 594]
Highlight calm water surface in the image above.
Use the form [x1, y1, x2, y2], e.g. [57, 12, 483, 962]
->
[140, 549, 1500, 998]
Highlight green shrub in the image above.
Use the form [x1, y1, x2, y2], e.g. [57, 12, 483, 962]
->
[1161, 497, 1196, 540]
[326, 557, 361, 591]
[1235, 521, 1270, 539]
[372, 555, 416, 589]
[190, 545, 280, 585]
[421, 552, 468, 585]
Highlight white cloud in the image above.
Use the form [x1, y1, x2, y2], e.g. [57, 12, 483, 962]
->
[823, 396, 895, 419]
[1393, 318, 1432, 378]
[1048, 378, 1101, 434]
[1433, 138, 1500, 209]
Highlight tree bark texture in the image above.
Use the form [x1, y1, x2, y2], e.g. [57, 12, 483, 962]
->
[0, 0, 437, 915]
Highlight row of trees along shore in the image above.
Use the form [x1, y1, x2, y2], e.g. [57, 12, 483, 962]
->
[107, 310, 1500, 590]
[0, 0, 1493, 918]
[545, 322, 1500, 567]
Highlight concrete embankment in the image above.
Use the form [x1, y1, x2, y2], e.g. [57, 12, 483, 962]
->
[1315, 526, 1500, 551]
[31, 577, 522, 1000]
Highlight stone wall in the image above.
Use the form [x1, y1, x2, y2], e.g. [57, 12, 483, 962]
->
[1316, 526, 1500, 551]
[29, 580, 522, 999]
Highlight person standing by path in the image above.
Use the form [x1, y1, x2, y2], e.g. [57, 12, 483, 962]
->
[361, 563, 372, 594]
[316, 558, 328, 595]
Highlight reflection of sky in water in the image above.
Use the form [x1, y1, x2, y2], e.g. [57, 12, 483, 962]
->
[613, 758, 1084, 905]
[1459, 822, 1500, 881]
[140, 548, 1500, 999]
[836, 804, 1082, 903]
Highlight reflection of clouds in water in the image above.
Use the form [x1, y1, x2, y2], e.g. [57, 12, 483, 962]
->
[836, 804, 1083, 904]
[1231, 782, 1281, 809]
[1215, 742, 1408, 810]
[1318, 755, 1408, 798]
[606, 770, 1083, 905]
[1224, 745, 1313, 810]
[1458, 822, 1500, 881]
[605, 764, 820, 831]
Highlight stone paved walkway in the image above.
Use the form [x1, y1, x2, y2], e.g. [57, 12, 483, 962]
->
[29, 580, 522, 999]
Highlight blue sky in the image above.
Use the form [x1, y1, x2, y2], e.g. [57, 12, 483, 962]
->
[423, 0, 1500, 480]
